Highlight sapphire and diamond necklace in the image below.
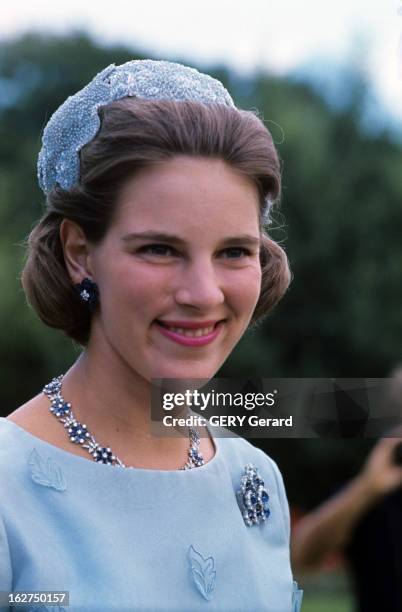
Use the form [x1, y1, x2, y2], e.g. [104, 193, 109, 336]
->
[42, 374, 205, 470]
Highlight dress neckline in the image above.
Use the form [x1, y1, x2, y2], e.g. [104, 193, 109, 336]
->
[0, 416, 222, 476]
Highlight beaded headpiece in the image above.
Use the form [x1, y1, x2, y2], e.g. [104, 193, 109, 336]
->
[37, 59, 235, 195]
[37, 58, 273, 222]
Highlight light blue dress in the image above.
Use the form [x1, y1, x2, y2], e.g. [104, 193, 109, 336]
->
[0, 417, 303, 611]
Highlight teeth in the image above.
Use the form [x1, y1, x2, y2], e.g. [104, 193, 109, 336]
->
[164, 325, 215, 337]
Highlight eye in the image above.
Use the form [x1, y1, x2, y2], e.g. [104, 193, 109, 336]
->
[220, 247, 252, 259]
[138, 243, 177, 257]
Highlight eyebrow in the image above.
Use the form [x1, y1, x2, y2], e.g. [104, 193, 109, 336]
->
[121, 231, 261, 247]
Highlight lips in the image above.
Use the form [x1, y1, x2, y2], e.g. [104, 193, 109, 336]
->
[157, 319, 222, 330]
[155, 319, 225, 346]
[157, 320, 218, 337]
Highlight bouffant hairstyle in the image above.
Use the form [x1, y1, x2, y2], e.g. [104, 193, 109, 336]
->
[22, 97, 290, 346]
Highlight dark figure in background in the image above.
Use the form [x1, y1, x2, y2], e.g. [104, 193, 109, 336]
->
[291, 434, 402, 611]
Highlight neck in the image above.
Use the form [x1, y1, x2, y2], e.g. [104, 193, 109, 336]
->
[59, 330, 196, 469]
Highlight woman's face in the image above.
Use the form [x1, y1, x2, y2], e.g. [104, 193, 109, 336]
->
[88, 155, 262, 381]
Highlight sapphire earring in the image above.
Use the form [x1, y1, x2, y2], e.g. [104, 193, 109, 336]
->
[74, 277, 99, 312]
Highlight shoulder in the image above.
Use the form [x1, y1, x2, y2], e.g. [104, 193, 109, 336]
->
[216, 428, 284, 481]
[5, 392, 51, 436]
[215, 431, 291, 540]
[0, 417, 22, 455]
[0, 394, 57, 485]
[0, 417, 31, 477]
[4, 393, 73, 454]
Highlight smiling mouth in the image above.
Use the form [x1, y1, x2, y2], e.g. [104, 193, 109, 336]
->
[155, 320, 223, 338]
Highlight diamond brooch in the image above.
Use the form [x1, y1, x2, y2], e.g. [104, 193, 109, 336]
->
[237, 463, 271, 527]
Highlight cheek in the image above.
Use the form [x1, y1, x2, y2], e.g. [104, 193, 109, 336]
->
[120, 267, 164, 296]
[102, 261, 172, 316]
[225, 265, 262, 313]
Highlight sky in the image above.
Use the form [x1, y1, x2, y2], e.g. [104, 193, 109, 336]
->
[2, 1, 402, 129]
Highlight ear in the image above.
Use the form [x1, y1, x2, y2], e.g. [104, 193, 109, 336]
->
[60, 219, 94, 284]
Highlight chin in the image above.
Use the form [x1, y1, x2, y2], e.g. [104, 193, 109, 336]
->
[149, 360, 222, 382]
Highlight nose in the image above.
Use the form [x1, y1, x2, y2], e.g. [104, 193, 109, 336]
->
[173, 259, 225, 311]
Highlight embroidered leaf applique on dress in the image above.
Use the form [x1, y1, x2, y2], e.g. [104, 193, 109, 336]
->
[28, 448, 67, 491]
[188, 545, 216, 601]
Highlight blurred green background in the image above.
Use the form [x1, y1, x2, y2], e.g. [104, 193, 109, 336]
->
[1, 31, 401, 610]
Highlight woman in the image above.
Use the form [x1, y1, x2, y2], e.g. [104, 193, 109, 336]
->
[0, 59, 303, 611]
